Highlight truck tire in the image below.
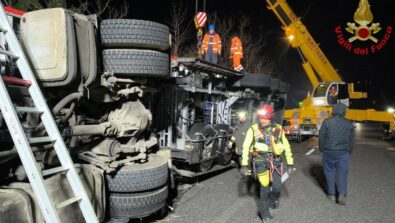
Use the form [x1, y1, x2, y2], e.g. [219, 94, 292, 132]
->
[188, 123, 217, 172]
[214, 124, 233, 165]
[102, 49, 169, 77]
[100, 19, 170, 50]
[109, 186, 168, 219]
[106, 155, 168, 193]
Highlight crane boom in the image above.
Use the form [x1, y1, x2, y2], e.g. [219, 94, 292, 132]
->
[265, 0, 394, 139]
[266, 0, 342, 84]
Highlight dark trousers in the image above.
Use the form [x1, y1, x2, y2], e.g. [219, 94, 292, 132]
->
[204, 51, 218, 64]
[322, 153, 349, 196]
[259, 171, 281, 218]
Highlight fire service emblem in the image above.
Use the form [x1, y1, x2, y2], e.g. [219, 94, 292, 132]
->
[335, 0, 392, 55]
[346, 0, 381, 43]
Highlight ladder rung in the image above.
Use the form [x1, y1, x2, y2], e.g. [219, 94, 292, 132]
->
[56, 196, 82, 210]
[0, 49, 19, 59]
[42, 166, 69, 177]
[15, 106, 43, 114]
[28, 136, 55, 144]
[1, 76, 32, 86]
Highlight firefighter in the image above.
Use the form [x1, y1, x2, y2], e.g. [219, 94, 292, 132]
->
[230, 35, 244, 72]
[201, 24, 222, 64]
[240, 104, 294, 222]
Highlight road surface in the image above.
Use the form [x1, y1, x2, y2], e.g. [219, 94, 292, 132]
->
[161, 123, 395, 223]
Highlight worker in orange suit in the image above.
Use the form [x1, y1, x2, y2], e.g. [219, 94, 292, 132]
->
[230, 35, 244, 72]
[201, 24, 222, 64]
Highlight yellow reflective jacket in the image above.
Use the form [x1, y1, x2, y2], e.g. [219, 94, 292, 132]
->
[241, 123, 293, 166]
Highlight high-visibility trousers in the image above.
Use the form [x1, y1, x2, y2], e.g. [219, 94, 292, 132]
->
[232, 55, 243, 71]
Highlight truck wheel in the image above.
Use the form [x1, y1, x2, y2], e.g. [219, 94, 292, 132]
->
[102, 49, 169, 77]
[109, 186, 168, 219]
[100, 19, 170, 50]
[188, 123, 216, 172]
[296, 133, 302, 143]
[199, 156, 214, 172]
[105, 155, 168, 193]
[214, 124, 233, 165]
[216, 136, 232, 165]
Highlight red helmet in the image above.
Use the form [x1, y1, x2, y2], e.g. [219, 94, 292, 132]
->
[257, 104, 274, 119]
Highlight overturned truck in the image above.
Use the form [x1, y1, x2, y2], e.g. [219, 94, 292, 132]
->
[0, 7, 288, 222]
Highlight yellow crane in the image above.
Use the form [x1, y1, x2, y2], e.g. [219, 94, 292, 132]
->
[265, 0, 394, 140]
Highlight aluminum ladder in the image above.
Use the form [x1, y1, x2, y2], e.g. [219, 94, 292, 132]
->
[0, 4, 98, 223]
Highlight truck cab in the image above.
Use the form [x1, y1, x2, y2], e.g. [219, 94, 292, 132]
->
[312, 82, 349, 107]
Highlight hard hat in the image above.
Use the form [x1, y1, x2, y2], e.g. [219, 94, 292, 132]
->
[208, 24, 215, 31]
[257, 104, 274, 119]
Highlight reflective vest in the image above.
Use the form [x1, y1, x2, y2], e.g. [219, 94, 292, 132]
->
[230, 36, 243, 58]
[201, 33, 222, 54]
[241, 123, 294, 166]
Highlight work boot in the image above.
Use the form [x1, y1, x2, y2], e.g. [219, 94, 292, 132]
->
[338, 195, 346, 205]
[327, 195, 336, 202]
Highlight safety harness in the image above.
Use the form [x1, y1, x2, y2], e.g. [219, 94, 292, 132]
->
[250, 124, 284, 181]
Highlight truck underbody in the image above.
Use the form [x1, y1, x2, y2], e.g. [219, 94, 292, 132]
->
[0, 6, 289, 222]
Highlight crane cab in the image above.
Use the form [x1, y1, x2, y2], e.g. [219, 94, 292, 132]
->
[312, 82, 349, 107]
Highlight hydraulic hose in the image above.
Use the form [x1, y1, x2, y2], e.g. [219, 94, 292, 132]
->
[52, 92, 83, 115]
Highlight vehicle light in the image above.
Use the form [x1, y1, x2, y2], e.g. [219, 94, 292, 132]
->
[387, 107, 394, 113]
[313, 99, 325, 106]
[237, 111, 247, 120]
[285, 130, 291, 135]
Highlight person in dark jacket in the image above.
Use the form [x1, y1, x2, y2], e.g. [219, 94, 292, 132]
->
[318, 103, 354, 205]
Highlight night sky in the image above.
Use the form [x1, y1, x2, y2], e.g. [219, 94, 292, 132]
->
[125, 0, 394, 110]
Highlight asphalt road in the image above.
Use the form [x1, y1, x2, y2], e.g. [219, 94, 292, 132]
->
[159, 123, 395, 223]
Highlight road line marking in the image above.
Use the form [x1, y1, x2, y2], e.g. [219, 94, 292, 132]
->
[305, 148, 316, 156]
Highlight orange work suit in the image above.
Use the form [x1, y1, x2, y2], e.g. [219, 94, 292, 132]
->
[201, 32, 222, 63]
[230, 36, 244, 71]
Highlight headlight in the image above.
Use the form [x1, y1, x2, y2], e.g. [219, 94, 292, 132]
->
[313, 99, 325, 106]
[237, 111, 247, 120]
[387, 107, 394, 113]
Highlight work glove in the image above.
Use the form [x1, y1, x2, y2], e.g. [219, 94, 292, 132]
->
[287, 165, 296, 175]
[240, 166, 251, 176]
